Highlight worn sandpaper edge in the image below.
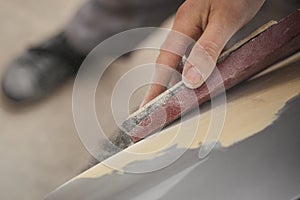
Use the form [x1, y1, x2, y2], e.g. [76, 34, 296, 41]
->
[218, 20, 277, 61]
[121, 21, 277, 133]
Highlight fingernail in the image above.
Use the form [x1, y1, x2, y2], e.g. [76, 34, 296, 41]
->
[183, 67, 204, 89]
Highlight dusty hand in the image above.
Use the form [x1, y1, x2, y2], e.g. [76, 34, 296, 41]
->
[141, 0, 265, 106]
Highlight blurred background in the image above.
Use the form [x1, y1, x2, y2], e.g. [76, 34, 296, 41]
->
[0, 0, 92, 199]
[0, 1, 161, 199]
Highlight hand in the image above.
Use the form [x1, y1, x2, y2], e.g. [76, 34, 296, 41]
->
[141, 0, 265, 107]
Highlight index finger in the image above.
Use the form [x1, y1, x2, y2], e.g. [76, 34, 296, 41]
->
[141, 7, 203, 106]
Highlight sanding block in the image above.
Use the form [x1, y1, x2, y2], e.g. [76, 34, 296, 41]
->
[111, 9, 300, 150]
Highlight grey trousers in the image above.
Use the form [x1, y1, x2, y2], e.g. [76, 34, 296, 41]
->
[64, 0, 184, 54]
[64, 0, 300, 54]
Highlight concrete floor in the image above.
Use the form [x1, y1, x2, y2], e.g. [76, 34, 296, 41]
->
[0, 1, 92, 199]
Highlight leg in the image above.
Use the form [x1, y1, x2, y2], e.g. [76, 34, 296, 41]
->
[1, 0, 184, 102]
[65, 0, 184, 54]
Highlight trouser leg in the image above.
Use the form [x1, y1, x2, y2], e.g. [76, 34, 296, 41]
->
[64, 0, 184, 54]
[65, 0, 299, 54]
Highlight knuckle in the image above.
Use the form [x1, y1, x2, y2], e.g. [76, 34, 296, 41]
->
[175, 3, 190, 21]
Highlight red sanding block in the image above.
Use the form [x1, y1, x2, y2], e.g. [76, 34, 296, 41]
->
[113, 9, 300, 147]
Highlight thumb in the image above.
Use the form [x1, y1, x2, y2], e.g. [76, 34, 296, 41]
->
[182, 19, 240, 89]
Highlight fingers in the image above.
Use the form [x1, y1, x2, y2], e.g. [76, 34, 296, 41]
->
[141, 0, 266, 107]
[182, 0, 265, 89]
[182, 17, 240, 89]
[141, 2, 203, 107]
[168, 58, 185, 87]
[140, 61, 176, 107]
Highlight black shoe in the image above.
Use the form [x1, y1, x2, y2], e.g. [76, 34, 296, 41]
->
[1, 33, 86, 102]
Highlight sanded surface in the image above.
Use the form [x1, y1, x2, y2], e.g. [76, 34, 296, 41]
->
[47, 56, 300, 199]
[48, 94, 300, 200]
